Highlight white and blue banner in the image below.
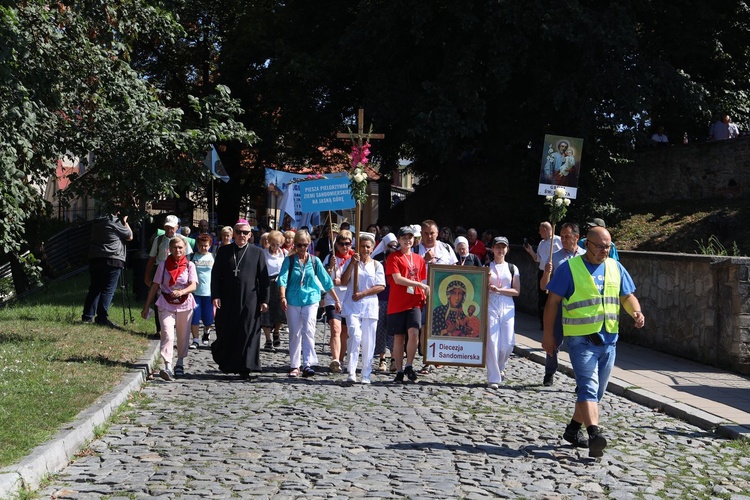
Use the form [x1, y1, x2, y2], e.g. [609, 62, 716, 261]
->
[299, 177, 356, 213]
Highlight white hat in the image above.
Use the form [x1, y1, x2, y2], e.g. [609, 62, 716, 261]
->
[372, 232, 397, 257]
[454, 236, 469, 249]
[359, 231, 376, 243]
[164, 215, 179, 228]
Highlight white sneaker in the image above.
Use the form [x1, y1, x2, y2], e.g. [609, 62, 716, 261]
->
[488, 383, 499, 390]
[189, 341, 199, 350]
[361, 377, 371, 385]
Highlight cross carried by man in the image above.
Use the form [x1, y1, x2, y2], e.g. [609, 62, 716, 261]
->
[336, 108, 384, 289]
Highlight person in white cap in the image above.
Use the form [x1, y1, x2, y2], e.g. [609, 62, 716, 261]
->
[144, 215, 193, 287]
[339, 232, 385, 385]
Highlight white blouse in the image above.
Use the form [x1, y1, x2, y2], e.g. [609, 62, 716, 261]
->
[488, 261, 517, 313]
[340, 259, 385, 319]
[264, 248, 286, 278]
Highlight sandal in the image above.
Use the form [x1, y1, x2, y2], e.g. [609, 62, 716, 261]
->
[174, 365, 184, 378]
[273, 333, 281, 347]
[302, 366, 316, 378]
[289, 368, 300, 378]
[418, 365, 433, 375]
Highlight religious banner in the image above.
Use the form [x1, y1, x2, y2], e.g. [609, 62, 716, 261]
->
[265, 168, 347, 228]
[537, 134, 584, 199]
[423, 264, 489, 368]
[299, 177, 356, 213]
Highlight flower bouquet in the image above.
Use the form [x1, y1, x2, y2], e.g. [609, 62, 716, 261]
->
[348, 141, 371, 205]
[544, 187, 571, 266]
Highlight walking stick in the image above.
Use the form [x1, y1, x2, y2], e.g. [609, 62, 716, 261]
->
[119, 268, 127, 325]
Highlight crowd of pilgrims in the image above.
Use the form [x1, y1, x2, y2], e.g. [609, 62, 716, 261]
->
[141, 218, 520, 388]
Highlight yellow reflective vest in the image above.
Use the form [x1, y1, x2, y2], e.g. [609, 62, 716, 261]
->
[562, 257, 621, 336]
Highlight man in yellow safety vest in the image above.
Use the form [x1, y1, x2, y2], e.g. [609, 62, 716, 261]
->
[542, 226, 645, 458]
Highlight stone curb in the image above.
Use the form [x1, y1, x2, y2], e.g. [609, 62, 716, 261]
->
[0, 340, 161, 500]
[513, 342, 750, 441]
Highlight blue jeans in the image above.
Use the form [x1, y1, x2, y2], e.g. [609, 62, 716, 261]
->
[82, 259, 122, 323]
[567, 335, 616, 403]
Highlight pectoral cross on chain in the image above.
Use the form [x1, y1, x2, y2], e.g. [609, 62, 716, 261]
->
[233, 268, 240, 277]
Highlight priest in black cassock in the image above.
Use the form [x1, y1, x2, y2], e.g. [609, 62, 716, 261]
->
[211, 219, 270, 378]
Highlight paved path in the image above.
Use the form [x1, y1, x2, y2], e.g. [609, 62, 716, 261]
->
[34, 314, 750, 499]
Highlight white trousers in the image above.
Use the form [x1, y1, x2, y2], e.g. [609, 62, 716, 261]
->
[159, 308, 192, 366]
[346, 316, 377, 379]
[486, 309, 515, 384]
[287, 304, 319, 369]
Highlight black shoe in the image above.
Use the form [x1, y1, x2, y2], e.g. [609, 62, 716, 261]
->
[301, 366, 315, 377]
[393, 371, 405, 383]
[563, 425, 589, 448]
[264, 340, 275, 352]
[404, 365, 418, 382]
[543, 373, 554, 386]
[202, 332, 210, 345]
[273, 334, 281, 347]
[588, 433, 607, 458]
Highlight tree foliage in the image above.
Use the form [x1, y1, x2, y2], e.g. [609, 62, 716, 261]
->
[4, 0, 750, 248]
[0, 0, 255, 254]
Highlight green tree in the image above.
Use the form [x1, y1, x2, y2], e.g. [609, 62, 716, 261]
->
[0, 0, 256, 258]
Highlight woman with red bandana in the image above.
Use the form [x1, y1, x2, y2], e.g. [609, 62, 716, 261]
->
[323, 229, 355, 372]
[142, 237, 198, 381]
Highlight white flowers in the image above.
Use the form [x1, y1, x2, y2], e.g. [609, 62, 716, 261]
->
[348, 167, 366, 184]
[545, 187, 572, 224]
[349, 165, 369, 204]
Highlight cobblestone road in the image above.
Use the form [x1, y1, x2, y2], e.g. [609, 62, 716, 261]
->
[39, 325, 750, 499]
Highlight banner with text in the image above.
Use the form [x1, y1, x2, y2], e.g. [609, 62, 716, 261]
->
[299, 177, 356, 213]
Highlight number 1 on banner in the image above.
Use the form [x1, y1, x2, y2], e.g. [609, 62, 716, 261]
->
[429, 342, 435, 357]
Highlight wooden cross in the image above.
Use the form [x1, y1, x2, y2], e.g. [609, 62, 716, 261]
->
[336, 108, 385, 291]
[336, 108, 385, 148]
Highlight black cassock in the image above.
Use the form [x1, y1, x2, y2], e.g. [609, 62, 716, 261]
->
[211, 243, 270, 375]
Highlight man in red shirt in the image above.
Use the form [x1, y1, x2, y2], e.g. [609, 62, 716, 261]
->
[386, 226, 430, 383]
[466, 228, 486, 262]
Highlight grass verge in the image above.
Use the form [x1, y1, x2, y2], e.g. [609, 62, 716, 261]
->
[0, 271, 152, 467]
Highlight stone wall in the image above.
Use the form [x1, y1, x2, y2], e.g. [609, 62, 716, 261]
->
[614, 137, 750, 205]
[512, 246, 750, 375]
